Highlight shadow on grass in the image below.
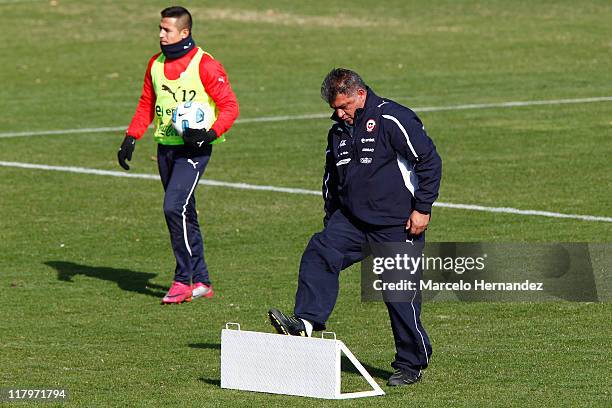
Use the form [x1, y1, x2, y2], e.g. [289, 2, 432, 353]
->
[198, 378, 221, 387]
[189, 343, 221, 350]
[45, 261, 168, 298]
[341, 356, 392, 381]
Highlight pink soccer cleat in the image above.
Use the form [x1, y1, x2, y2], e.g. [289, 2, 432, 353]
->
[162, 281, 193, 304]
[192, 282, 214, 299]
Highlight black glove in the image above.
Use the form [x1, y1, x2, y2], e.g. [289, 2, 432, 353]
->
[183, 128, 217, 148]
[117, 135, 136, 170]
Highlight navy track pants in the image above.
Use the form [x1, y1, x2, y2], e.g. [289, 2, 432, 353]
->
[157, 144, 212, 285]
[294, 209, 432, 373]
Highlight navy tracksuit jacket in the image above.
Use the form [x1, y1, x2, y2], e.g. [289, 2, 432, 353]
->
[294, 89, 442, 373]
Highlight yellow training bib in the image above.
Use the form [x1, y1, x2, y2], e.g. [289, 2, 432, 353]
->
[150, 48, 218, 145]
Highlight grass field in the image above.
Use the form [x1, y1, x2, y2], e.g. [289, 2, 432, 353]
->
[1, 0, 611, 406]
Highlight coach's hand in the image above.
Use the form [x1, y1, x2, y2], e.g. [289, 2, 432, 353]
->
[406, 210, 430, 236]
[183, 128, 217, 148]
[117, 135, 136, 170]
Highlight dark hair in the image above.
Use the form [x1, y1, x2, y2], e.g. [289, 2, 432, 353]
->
[321, 68, 367, 104]
[161, 6, 192, 32]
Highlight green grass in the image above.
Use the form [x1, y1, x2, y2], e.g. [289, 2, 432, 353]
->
[1, 0, 611, 406]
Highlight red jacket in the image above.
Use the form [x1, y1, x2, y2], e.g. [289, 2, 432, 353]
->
[127, 47, 239, 139]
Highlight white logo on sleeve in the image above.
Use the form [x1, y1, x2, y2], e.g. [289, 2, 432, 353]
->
[188, 159, 199, 169]
[339, 139, 347, 147]
[218, 77, 225, 83]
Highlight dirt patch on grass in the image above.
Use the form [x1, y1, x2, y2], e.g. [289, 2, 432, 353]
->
[200, 8, 399, 28]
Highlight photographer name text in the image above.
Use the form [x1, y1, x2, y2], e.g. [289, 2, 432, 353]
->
[373, 279, 544, 292]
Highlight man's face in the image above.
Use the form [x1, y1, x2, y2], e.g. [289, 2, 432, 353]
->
[330, 88, 367, 125]
[159, 17, 189, 45]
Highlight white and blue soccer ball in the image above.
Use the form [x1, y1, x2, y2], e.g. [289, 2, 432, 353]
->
[171, 101, 207, 136]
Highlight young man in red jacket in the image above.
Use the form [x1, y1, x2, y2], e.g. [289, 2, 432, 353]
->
[117, 6, 239, 304]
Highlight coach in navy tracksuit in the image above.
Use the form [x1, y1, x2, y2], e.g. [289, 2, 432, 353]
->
[268, 68, 442, 386]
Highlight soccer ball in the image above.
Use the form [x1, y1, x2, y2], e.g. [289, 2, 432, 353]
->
[171, 101, 207, 136]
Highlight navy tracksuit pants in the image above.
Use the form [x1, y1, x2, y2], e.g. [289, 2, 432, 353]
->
[294, 210, 432, 373]
[157, 144, 212, 285]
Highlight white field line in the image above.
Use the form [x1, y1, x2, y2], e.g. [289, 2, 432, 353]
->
[1, 160, 610, 223]
[0, 126, 129, 138]
[0, 0, 45, 4]
[1, 96, 611, 139]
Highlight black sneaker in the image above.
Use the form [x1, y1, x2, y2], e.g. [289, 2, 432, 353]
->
[387, 369, 422, 386]
[268, 308, 308, 336]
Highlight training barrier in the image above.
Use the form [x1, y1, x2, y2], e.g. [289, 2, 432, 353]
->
[220, 323, 385, 399]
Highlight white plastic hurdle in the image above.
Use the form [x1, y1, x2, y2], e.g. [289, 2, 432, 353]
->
[220, 323, 385, 399]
